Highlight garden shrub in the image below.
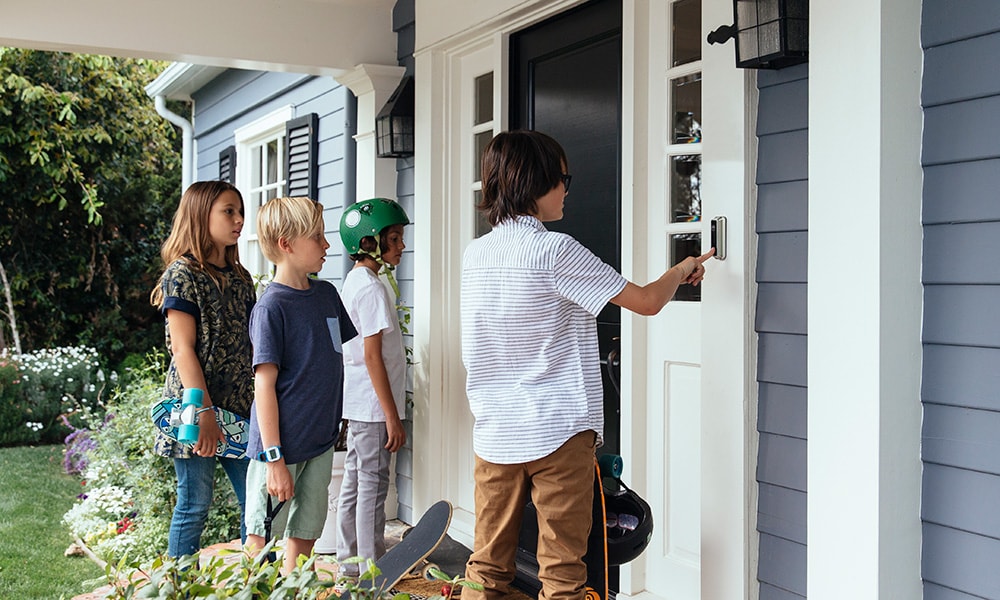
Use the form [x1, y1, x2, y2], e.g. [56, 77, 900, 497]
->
[0, 345, 109, 445]
[0, 356, 25, 445]
[64, 353, 241, 564]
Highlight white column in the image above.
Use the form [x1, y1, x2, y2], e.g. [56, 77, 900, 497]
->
[808, 0, 922, 598]
[334, 63, 407, 522]
[337, 64, 407, 202]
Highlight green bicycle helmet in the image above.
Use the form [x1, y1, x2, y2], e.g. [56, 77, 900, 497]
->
[339, 198, 410, 255]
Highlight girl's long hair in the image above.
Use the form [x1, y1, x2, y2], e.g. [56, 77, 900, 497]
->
[150, 181, 251, 308]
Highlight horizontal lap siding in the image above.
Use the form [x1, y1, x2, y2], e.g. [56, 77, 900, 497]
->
[392, 0, 416, 523]
[191, 71, 354, 289]
[754, 63, 808, 600]
[921, 2, 1000, 597]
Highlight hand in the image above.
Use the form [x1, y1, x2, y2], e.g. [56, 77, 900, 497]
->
[681, 248, 715, 286]
[194, 410, 224, 457]
[385, 418, 407, 453]
[266, 462, 295, 502]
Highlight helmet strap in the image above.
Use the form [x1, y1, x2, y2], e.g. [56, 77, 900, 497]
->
[361, 232, 401, 299]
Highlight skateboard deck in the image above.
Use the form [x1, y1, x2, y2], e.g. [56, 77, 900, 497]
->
[359, 499, 453, 595]
[150, 397, 249, 459]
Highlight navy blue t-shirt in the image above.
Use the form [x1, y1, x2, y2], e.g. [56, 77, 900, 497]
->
[247, 279, 357, 464]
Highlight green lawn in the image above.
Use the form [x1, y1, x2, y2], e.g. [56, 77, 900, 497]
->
[0, 444, 104, 599]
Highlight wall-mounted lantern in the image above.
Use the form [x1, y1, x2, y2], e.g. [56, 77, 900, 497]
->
[375, 76, 414, 158]
[707, 0, 808, 69]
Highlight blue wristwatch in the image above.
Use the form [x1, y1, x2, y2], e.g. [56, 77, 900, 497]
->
[258, 445, 283, 463]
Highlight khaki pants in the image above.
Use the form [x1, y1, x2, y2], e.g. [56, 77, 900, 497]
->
[464, 431, 597, 600]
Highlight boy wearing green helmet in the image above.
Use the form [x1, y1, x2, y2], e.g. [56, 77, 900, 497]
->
[335, 198, 410, 576]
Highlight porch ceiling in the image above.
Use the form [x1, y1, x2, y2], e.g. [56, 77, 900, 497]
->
[0, 0, 397, 77]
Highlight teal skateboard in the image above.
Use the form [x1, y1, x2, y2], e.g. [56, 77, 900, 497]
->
[150, 392, 249, 459]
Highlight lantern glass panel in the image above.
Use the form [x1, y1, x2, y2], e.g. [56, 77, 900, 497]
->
[787, 18, 808, 52]
[759, 20, 782, 56]
[736, 0, 757, 29]
[738, 29, 758, 62]
[757, 0, 780, 23]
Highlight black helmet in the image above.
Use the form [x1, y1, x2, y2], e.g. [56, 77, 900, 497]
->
[603, 479, 653, 566]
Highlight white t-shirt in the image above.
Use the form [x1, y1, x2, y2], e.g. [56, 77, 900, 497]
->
[461, 215, 627, 464]
[341, 266, 407, 422]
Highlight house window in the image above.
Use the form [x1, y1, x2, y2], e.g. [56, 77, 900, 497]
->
[472, 71, 494, 238]
[234, 106, 294, 280]
[667, 0, 703, 302]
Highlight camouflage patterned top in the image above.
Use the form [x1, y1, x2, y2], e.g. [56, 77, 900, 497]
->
[153, 257, 255, 459]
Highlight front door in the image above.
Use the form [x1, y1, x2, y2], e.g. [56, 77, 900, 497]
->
[510, 0, 623, 456]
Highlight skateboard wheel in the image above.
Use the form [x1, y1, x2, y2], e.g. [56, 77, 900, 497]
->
[421, 563, 440, 580]
[598, 454, 623, 479]
[584, 587, 602, 600]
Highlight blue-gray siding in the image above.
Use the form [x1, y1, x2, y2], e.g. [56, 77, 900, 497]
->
[754, 63, 808, 600]
[391, 0, 416, 524]
[191, 69, 356, 288]
[921, 2, 1000, 598]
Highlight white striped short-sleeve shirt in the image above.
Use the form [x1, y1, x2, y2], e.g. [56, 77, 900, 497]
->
[461, 215, 627, 464]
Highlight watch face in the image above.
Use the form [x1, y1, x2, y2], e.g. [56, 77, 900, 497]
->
[261, 446, 282, 462]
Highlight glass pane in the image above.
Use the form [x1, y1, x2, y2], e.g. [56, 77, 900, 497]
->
[266, 140, 279, 185]
[758, 0, 780, 23]
[672, 0, 702, 66]
[738, 28, 759, 63]
[670, 155, 701, 223]
[759, 21, 781, 56]
[474, 190, 491, 238]
[250, 191, 263, 233]
[671, 233, 702, 302]
[474, 72, 493, 126]
[474, 131, 492, 182]
[266, 187, 278, 202]
[736, 0, 756, 29]
[671, 73, 702, 144]
[252, 146, 262, 188]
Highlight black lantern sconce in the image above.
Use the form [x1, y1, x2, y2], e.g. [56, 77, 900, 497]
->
[707, 0, 808, 69]
[375, 76, 415, 158]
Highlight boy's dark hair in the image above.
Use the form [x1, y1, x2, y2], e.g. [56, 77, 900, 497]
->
[479, 130, 567, 226]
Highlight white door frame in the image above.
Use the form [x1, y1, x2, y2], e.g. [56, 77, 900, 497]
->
[411, 2, 757, 598]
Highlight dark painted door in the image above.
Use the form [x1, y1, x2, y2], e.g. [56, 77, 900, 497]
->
[510, 0, 623, 456]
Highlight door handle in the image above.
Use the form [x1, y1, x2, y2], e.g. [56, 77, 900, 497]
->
[606, 337, 620, 397]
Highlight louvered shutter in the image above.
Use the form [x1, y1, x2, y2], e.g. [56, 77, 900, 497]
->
[284, 113, 319, 199]
[218, 145, 236, 183]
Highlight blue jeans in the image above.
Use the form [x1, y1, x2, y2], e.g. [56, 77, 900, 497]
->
[168, 455, 249, 557]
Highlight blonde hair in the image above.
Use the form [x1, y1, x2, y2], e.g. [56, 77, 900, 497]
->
[150, 181, 250, 308]
[257, 196, 325, 264]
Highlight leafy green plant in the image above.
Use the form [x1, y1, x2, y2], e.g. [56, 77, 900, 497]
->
[96, 542, 338, 599]
[423, 566, 484, 600]
[0, 355, 25, 445]
[0, 345, 108, 445]
[63, 352, 240, 564]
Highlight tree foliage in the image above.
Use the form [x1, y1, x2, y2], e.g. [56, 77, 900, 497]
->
[0, 48, 182, 367]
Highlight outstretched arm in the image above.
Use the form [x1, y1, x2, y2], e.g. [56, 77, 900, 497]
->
[611, 248, 715, 316]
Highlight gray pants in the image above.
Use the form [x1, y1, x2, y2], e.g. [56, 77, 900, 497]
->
[336, 420, 391, 575]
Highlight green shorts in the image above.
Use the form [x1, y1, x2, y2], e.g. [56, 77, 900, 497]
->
[245, 447, 334, 541]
